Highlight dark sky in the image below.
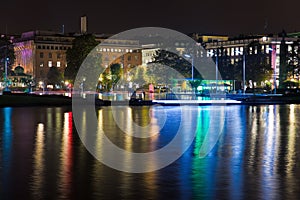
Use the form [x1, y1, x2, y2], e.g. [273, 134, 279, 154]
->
[1, 0, 300, 36]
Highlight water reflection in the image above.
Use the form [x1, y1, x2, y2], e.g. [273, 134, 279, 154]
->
[31, 123, 45, 199]
[1, 107, 13, 197]
[1, 105, 300, 199]
[58, 112, 73, 199]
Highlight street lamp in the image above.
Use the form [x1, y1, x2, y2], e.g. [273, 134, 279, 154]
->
[184, 54, 194, 81]
[235, 49, 246, 95]
[267, 47, 276, 94]
[0, 45, 11, 93]
[207, 50, 219, 93]
[4, 57, 9, 92]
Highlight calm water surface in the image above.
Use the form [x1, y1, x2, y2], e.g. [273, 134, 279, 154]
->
[0, 105, 300, 199]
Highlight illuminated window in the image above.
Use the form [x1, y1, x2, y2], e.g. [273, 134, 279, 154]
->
[276, 45, 280, 54]
[48, 61, 52, 67]
[254, 46, 258, 54]
[40, 62, 44, 67]
[231, 48, 235, 56]
[266, 45, 269, 53]
[57, 61, 61, 67]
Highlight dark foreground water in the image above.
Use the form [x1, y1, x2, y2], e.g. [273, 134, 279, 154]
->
[0, 105, 300, 199]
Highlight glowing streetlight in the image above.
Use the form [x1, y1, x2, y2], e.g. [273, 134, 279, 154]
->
[207, 50, 219, 93]
[235, 49, 246, 95]
[267, 47, 276, 94]
[183, 54, 194, 81]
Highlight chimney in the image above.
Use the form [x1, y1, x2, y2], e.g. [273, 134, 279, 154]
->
[81, 15, 87, 34]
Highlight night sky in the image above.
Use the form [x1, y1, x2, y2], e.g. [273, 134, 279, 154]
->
[1, 0, 300, 36]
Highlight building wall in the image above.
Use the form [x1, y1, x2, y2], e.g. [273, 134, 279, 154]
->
[203, 35, 299, 88]
[13, 31, 74, 83]
[34, 43, 71, 82]
[14, 40, 35, 75]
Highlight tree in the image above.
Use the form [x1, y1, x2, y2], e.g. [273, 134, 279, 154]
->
[0, 35, 15, 80]
[47, 66, 63, 87]
[65, 34, 99, 83]
[150, 49, 203, 90]
[131, 66, 147, 87]
[110, 63, 122, 89]
[245, 41, 273, 87]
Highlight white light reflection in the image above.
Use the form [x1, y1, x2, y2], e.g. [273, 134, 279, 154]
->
[262, 105, 280, 199]
[286, 104, 296, 174]
[31, 123, 45, 199]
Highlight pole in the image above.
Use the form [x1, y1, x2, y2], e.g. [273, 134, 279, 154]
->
[273, 71, 276, 94]
[192, 56, 194, 81]
[216, 50, 218, 93]
[243, 52, 246, 95]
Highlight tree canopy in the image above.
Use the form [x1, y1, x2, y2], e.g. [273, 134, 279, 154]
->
[47, 66, 63, 86]
[0, 36, 15, 79]
[65, 34, 99, 83]
[149, 50, 203, 89]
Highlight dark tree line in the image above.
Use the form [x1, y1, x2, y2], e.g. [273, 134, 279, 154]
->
[0, 35, 15, 80]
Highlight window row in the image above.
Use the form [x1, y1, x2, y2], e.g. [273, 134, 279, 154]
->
[37, 45, 71, 50]
[205, 45, 281, 57]
[40, 52, 62, 59]
[40, 61, 66, 68]
[98, 48, 135, 53]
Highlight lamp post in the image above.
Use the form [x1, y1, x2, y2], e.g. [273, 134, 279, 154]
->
[207, 50, 219, 93]
[184, 54, 194, 81]
[0, 45, 10, 93]
[236, 49, 246, 95]
[267, 47, 276, 94]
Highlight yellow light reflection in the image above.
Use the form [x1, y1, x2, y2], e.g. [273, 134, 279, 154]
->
[58, 112, 73, 199]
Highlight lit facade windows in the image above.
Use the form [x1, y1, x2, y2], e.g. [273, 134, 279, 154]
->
[48, 61, 52, 67]
[57, 61, 61, 67]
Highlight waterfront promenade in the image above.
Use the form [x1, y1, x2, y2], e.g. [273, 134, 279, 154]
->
[1, 92, 300, 107]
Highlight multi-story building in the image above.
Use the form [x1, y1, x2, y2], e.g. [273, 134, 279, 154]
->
[12, 31, 142, 85]
[97, 39, 142, 76]
[13, 31, 74, 83]
[203, 33, 300, 90]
